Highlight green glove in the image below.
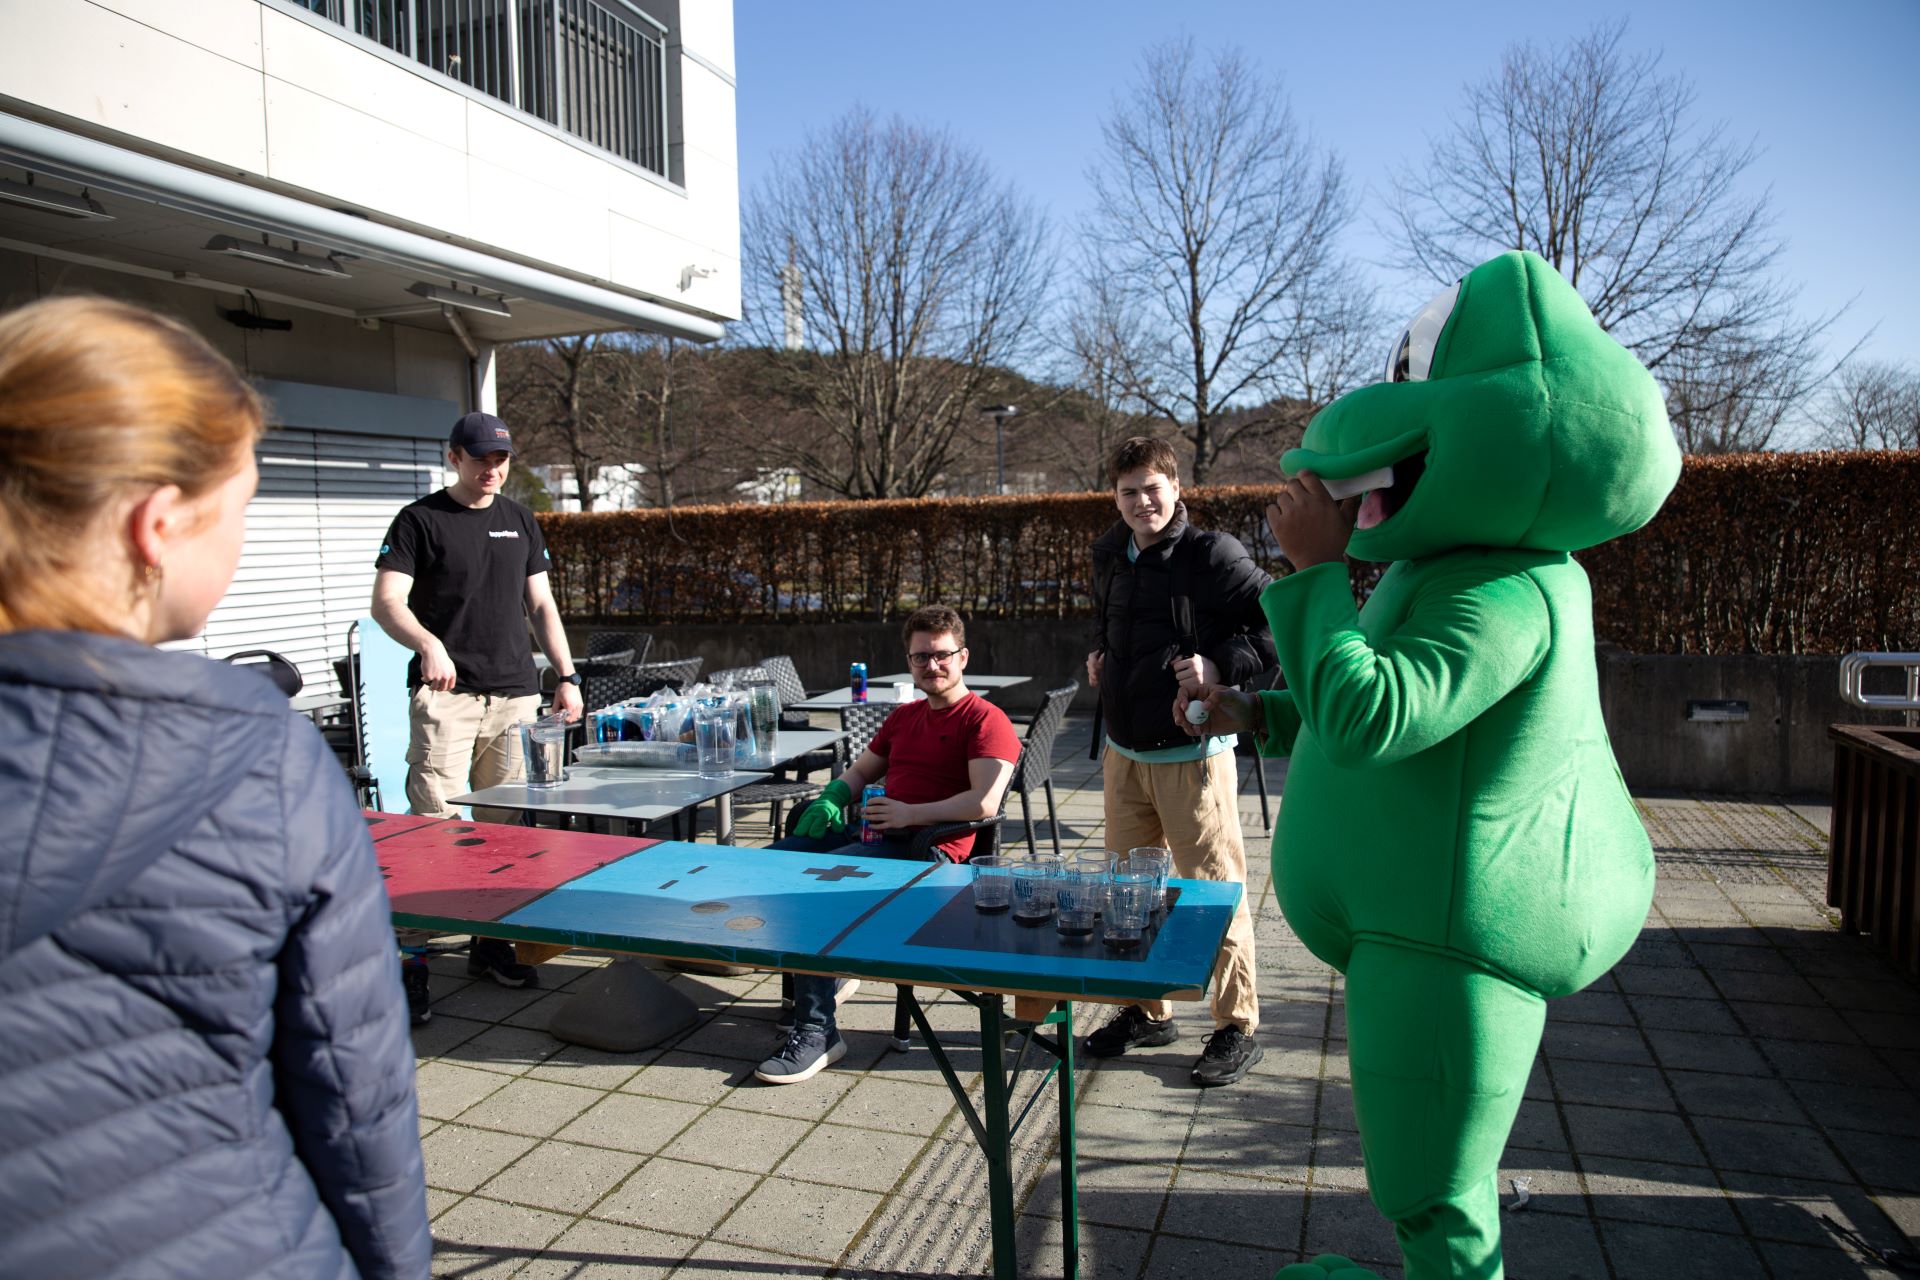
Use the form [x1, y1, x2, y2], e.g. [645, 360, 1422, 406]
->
[794, 777, 853, 839]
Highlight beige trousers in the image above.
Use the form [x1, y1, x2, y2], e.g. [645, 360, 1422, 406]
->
[405, 687, 565, 965]
[1102, 747, 1259, 1032]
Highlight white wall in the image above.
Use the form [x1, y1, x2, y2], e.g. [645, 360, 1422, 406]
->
[0, 0, 740, 320]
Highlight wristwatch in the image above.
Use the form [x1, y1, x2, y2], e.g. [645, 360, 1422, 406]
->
[558, 671, 582, 686]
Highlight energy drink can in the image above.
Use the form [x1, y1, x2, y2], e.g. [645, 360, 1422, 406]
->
[860, 782, 886, 845]
[849, 661, 868, 703]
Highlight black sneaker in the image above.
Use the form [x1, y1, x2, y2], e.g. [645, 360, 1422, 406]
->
[1083, 1005, 1179, 1058]
[754, 1026, 846, 1084]
[1191, 1025, 1262, 1086]
[401, 956, 432, 1025]
[466, 938, 538, 988]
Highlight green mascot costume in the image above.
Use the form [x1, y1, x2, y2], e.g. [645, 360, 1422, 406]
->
[1186, 251, 1680, 1280]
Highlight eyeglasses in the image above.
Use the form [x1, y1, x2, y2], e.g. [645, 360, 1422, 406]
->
[906, 648, 964, 669]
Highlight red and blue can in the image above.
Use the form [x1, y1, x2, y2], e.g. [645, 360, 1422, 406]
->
[860, 782, 886, 845]
[849, 661, 868, 703]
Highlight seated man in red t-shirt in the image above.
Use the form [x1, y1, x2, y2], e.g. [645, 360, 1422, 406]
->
[756, 605, 1021, 1084]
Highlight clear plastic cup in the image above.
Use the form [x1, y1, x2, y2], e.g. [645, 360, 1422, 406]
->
[1011, 855, 1061, 924]
[1055, 866, 1102, 941]
[1070, 851, 1116, 915]
[692, 698, 736, 779]
[1105, 867, 1157, 951]
[520, 719, 569, 788]
[1127, 846, 1173, 917]
[970, 855, 1012, 912]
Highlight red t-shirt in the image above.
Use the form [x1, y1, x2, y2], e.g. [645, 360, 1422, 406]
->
[866, 692, 1022, 860]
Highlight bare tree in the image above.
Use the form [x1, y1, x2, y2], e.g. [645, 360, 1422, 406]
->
[497, 335, 628, 511]
[1384, 20, 1840, 452]
[1081, 40, 1367, 482]
[740, 108, 1049, 498]
[1812, 359, 1920, 450]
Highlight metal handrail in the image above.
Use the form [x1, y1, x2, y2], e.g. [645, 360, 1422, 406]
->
[1839, 652, 1920, 726]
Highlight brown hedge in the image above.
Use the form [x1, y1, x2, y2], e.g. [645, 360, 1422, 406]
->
[540, 451, 1920, 655]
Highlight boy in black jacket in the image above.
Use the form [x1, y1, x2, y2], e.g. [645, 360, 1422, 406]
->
[1085, 436, 1274, 1085]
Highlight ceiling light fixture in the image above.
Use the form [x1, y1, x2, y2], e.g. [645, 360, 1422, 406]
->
[0, 176, 113, 221]
[203, 233, 352, 278]
[407, 281, 512, 317]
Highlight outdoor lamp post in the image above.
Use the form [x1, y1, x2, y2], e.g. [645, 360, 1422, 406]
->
[981, 404, 1018, 494]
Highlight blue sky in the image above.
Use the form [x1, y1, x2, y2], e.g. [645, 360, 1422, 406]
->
[734, 0, 1918, 423]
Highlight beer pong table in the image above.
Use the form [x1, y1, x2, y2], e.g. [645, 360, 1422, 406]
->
[368, 812, 1239, 1280]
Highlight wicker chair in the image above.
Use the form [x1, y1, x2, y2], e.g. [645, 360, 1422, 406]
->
[581, 655, 703, 714]
[584, 630, 653, 663]
[705, 665, 822, 836]
[758, 655, 816, 731]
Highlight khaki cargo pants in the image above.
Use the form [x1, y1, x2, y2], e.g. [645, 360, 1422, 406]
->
[1101, 747, 1259, 1033]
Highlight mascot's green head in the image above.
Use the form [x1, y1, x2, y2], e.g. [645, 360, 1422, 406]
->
[1283, 250, 1681, 563]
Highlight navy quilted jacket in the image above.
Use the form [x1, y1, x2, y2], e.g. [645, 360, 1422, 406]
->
[0, 631, 431, 1279]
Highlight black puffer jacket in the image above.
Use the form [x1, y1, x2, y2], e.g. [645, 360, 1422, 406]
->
[0, 630, 431, 1280]
[1090, 505, 1277, 752]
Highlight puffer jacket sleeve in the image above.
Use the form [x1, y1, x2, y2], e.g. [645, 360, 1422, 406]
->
[1197, 531, 1277, 687]
[270, 718, 432, 1280]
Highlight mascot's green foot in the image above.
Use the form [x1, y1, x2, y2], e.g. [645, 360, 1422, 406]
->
[1274, 1253, 1384, 1280]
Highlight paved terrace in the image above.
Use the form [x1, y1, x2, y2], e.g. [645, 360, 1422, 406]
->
[413, 714, 1920, 1279]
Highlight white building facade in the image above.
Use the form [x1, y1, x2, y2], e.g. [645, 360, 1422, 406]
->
[0, 0, 738, 701]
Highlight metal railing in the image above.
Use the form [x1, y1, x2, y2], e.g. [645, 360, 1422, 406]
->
[292, 0, 669, 177]
[1839, 651, 1920, 727]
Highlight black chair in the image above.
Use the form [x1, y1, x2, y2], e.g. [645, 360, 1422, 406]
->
[585, 630, 654, 663]
[759, 655, 818, 731]
[581, 655, 704, 714]
[705, 665, 823, 836]
[1005, 681, 1077, 858]
[224, 648, 303, 698]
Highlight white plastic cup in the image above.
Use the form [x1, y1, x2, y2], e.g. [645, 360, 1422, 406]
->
[893, 680, 916, 703]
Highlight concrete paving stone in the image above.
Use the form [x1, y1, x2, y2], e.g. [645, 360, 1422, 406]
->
[419, 1114, 441, 1140]
[830, 1073, 967, 1139]
[1549, 1058, 1677, 1112]
[711, 1176, 885, 1262]
[1622, 932, 1693, 968]
[1643, 1026, 1770, 1076]
[452, 1076, 604, 1138]
[620, 1052, 743, 1105]
[437, 1021, 567, 1076]
[1197, 1070, 1317, 1128]
[659, 1104, 812, 1172]
[1873, 1191, 1920, 1243]
[1577, 1154, 1743, 1234]
[856, 1046, 984, 1092]
[1598, 1218, 1764, 1275]
[1524, 1056, 1552, 1100]
[1262, 970, 1343, 1002]
[1505, 1098, 1570, 1153]
[1078, 1059, 1204, 1118]
[590, 1156, 759, 1236]
[1719, 1169, 1901, 1250]
[773, 1120, 933, 1195]
[1789, 1079, 1920, 1139]
[1888, 1048, 1920, 1091]
[410, 1012, 488, 1060]
[1825, 1126, 1920, 1193]
[552, 1091, 704, 1155]
[1791, 944, 1915, 980]
[1665, 1067, 1803, 1124]
[1560, 1103, 1704, 1165]
[429, 1194, 571, 1278]
[1319, 1079, 1358, 1131]
[1543, 1020, 1656, 1067]
[478, 1138, 644, 1215]
[525, 1043, 654, 1092]
[1655, 896, 1747, 923]
[1683, 942, 1796, 976]
[1747, 1239, 1907, 1279]
[414, 1060, 512, 1120]
[1731, 999, 1864, 1044]
[1713, 967, 1828, 1006]
[1552, 988, 1635, 1026]
[1668, 923, 1775, 950]
[1492, 1147, 1583, 1215]
[430, 976, 551, 1024]
[1299, 1187, 1403, 1273]
[1759, 1037, 1905, 1086]
[1259, 998, 1336, 1037]
[1072, 1101, 1194, 1166]
[670, 1011, 792, 1063]
[1010, 1213, 1154, 1280]
[1156, 1165, 1313, 1248]
[512, 1216, 692, 1279]
[1022, 1155, 1178, 1231]
[1245, 1032, 1332, 1080]
[1327, 1001, 1349, 1041]
[425, 1187, 462, 1219]
[1843, 1007, 1920, 1051]
[1181, 1112, 1317, 1179]
[1498, 1202, 1609, 1279]
[1306, 1126, 1371, 1191]
[1140, 1229, 1297, 1279]
[1743, 902, 1832, 928]
[420, 1123, 540, 1193]
[717, 1066, 856, 1121]
[1625, 992, 1743, 1035]
[1692, 1114, 1851, 1182]
[499, 990, 565, 1031]
[1610, 963, 1717, 1002]
[671, 1238, 836, 1280]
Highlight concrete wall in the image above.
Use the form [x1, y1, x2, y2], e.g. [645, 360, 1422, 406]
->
[2, 0, 740, 318]
[588, 620, 1909, 798]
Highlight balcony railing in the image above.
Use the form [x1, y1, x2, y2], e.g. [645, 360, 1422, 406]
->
[292, 0, 670, 178]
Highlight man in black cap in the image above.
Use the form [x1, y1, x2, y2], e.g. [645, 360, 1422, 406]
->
[372, 412, 582, 1006]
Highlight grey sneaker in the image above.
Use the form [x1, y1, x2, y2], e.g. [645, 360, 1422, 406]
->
[1083, 1005, 1179, 1058]
[754, 1026, 846, 1084]
[1191, 1025, 1263, 1086]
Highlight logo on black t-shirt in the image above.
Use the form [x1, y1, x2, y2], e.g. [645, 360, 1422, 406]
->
[487, 530, 521, 539]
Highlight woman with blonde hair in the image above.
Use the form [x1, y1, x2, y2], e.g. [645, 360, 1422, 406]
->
[0, 296, 431, 1278]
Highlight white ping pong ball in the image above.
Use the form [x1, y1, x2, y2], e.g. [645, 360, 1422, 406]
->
[1185, 700, 1210, 725]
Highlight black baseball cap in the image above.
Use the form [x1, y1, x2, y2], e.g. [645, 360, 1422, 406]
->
[449, 411, 514, 458]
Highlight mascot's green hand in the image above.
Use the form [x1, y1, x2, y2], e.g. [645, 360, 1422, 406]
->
[794, 778, 854, 839]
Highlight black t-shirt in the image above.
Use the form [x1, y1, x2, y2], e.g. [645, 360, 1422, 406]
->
[374, 490, 549, 695]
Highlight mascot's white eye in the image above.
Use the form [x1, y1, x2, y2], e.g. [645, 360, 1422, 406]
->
[1385, 280, 1462, 383]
